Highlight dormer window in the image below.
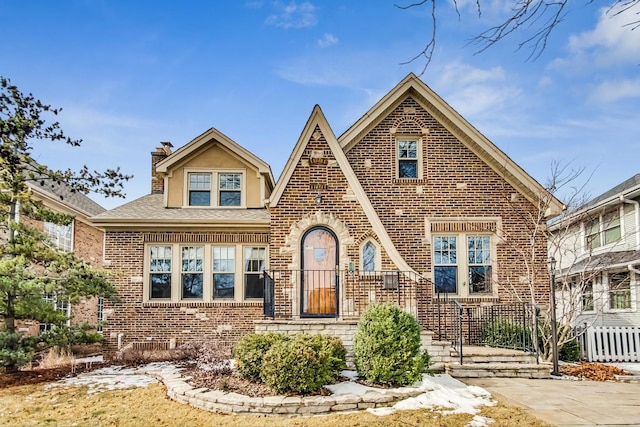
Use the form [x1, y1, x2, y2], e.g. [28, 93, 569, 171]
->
[185, 170, 245, 208]
[188, 173, 211, 206]
[219, 173, 241, 206]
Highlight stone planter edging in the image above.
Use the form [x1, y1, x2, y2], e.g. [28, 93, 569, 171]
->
[148, 370, 425, 416]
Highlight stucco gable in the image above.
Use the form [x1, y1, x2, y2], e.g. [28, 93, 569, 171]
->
[155, 127, 275, 187]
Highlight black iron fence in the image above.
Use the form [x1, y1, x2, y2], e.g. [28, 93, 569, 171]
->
[430, 294, 540, 359]
[262, 269, 426, 320]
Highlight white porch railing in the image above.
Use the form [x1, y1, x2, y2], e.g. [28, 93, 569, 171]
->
[583, 326, 640, 362]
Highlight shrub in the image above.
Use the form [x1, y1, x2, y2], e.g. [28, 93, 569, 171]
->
[354, 303, 425, 386]
[233, 332, 289, 382]
[260, 334, 346, 394]
[559, 337, 582, 362]
[0, 332, 40, 371]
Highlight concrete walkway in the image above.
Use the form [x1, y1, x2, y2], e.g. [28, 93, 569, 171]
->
[465, 377, 640, 426]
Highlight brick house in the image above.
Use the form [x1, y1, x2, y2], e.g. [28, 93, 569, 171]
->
[93, 74, 563, 356]
[13, 174, 106, 335]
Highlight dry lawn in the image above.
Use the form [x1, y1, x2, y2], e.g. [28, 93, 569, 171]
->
[0, 381, 549, 427]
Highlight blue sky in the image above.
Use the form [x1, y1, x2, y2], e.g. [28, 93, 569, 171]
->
[3, 1, 639, 210]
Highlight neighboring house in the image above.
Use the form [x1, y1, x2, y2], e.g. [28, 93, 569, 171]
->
[550, 174, 640, 330]
[93, 74, 563, 356]
[13, 172, 107, 335]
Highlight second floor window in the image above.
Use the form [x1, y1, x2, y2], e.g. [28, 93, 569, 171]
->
[219, 173, 241, 206]
[188, 173, 211, 206]
[585, 209, 621, 250]
[44, 221, 73, 252]
[397, 139, 418, 178]
[187, 171, 244, 207]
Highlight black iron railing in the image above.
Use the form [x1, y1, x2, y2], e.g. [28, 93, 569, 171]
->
[262, 271, 275, 318]
[429, 293, 540, 362]
[262, 269, 427, 320]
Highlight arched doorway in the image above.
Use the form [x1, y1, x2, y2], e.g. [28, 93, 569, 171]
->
[301, 226, 338, 317]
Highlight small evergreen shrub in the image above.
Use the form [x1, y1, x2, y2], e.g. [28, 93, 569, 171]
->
[233, 332, 289, 382]
[260, 334, 346, 394]
[354, 303, 425, 386]
[559, 337, 582, 362]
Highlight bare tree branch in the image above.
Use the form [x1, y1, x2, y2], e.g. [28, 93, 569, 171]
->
[399, 0, 640, 70]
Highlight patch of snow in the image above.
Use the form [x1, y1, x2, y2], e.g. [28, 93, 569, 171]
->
[46, 362, 180, 394]
[366, 374, 495, 421]
[467, 415, 495, 426]
[73, 355, 103, 365]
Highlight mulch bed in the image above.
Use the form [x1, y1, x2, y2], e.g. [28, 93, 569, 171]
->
[0, 362, 106, 389]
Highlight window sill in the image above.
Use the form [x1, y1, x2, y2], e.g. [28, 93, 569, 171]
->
[142, 301, 263, 308]
[392, 178, 428, 185]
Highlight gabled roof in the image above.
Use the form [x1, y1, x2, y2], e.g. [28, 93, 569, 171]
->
[338, 73, 564, 219]
[155, 127, 275, 187]
[268, 105, 415, 273]
[581, 173, 640, 211]
[23, 160, 106, 218]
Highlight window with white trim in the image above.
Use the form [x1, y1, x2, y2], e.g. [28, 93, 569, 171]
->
[97, 297, 104, 333]
[186, 171, 245, 207]
[213, 246, 235, 299]
[244, 247, 266, 299]
[585, 209, 621, 250]
[145, 243, 267, 302]
[219, 173, 241, 206]
[433, 234, 494, 296]
[608, 271, 631, 310]
[44, 221, 73, 252]
[150, 245, 172, 299]
[181, 246, 204, 299]
[188, 173, 211, 206]
[397, 139, 419, 178]
[39, 293, 71, 333]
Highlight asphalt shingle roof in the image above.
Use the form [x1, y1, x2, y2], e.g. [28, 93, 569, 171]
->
[29, 178, 106, 217]
[91, 193, 270, 223]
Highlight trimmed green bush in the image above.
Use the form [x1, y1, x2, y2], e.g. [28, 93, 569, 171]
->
[233, 332, 289, 382]
[354, 303, 425, 386]
[260, 334, 346, 394]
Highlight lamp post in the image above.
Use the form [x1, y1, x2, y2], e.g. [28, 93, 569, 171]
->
[548, 256, 560, 376]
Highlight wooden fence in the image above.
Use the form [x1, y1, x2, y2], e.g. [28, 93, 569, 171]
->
[582, 326, 640, 362]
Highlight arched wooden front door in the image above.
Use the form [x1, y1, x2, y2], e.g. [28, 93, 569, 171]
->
[301, 226, 338, 317]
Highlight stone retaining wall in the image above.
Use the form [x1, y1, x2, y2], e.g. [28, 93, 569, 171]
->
[150, 369, 424, 416]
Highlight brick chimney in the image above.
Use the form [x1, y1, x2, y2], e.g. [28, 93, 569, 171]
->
[151, 142, 173, 194]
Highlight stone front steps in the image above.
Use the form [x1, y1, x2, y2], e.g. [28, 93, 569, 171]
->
[446, 346, 551, 379]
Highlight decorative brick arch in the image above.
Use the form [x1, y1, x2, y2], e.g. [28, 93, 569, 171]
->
[283, 210, 354, 271]
[281, 210, 354, 318]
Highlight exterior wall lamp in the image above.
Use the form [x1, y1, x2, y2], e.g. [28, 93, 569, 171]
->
[315, 193, 323, 205]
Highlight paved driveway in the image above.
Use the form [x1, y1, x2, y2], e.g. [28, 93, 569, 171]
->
[465, 377, 640, 426]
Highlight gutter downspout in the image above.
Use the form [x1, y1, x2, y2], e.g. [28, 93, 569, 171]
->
[620, 195, 640, 250]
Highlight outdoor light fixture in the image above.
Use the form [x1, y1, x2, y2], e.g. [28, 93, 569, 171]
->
[315, 193, 322, 205]
[548, 256, 560, 376]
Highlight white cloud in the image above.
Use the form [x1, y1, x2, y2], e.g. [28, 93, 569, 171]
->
[317, 33, 338, 48]
[265, 1, 317, 29]
[564, 3, 640, 68]
[435, 62, 519, 117]
[589, 78, 640, 103]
